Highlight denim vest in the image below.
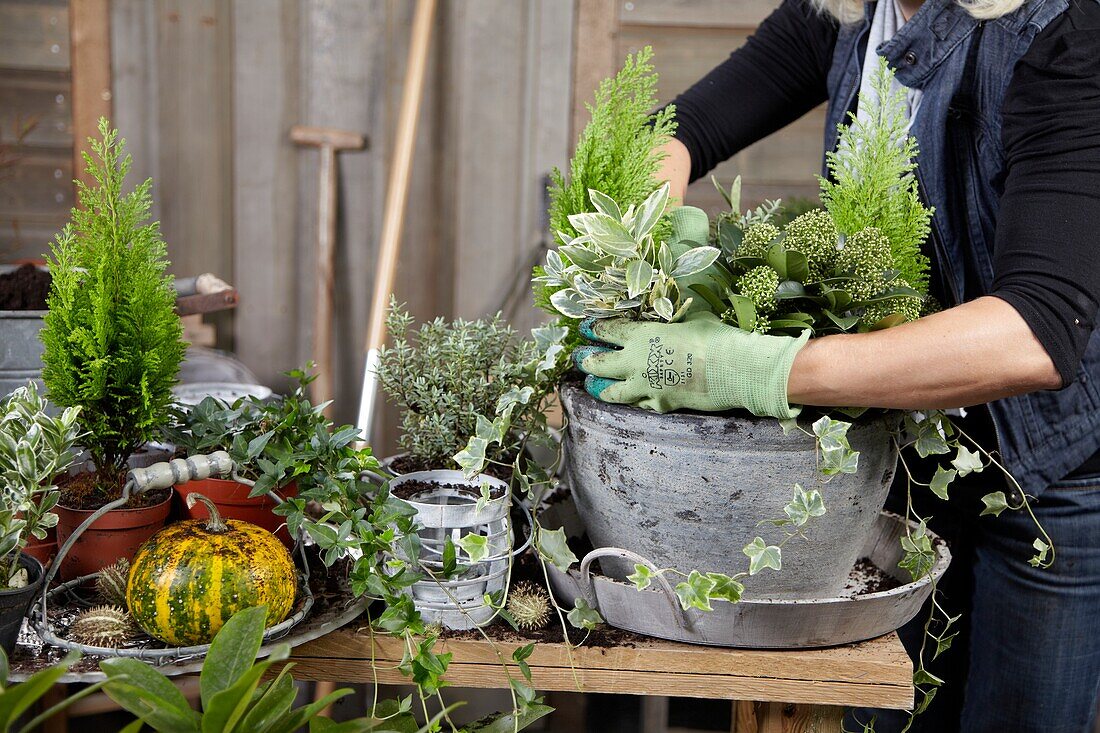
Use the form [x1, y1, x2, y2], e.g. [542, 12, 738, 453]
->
[824, 0, 1100, 494]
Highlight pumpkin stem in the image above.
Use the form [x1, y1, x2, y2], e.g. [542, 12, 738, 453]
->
[186, 493, 229, 533]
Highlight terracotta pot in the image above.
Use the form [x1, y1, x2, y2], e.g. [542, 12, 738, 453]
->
[175, 478, 296, 546]
[0, 553, 44, 654]
[55, 491, 173, 581]
[23, 524, 57, 566]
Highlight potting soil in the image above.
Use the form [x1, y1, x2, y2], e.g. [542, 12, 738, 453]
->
[0, 264, 50, 310]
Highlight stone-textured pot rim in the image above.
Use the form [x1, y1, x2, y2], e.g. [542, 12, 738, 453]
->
[559, 381, 899, 431]
[0, 553, 44, 597]
[0, 310, 48, 317]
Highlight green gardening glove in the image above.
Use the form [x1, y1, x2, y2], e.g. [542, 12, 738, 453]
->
[574, 313, 810, 418]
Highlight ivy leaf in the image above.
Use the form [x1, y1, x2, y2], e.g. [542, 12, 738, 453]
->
[950, 446, 984, 477]
[453, 437, 488, 478]
[673, 570, 716, 611]
[1029, 537, 1051, 568]
[934, 632, 958, 660]
[778, 418, 799, 435]
[909, 413, 951, 458]
[535, 526, 578, 572]
[813, 416, 859, 475]
[567, 598, 603, 630]
[783, 484, 826, 527]
[627, 564, 654, 591]
[456, 534, 489, 563]
[705, 573, 744, 604]
[899, 523, 935, 580]
[928, 466, 956, 501]
[979, 491, 1010, 517]
[913, 668, 945, 687]
[742, 537, 782, 575]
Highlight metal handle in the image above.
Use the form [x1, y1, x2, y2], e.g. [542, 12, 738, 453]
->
[127, 451, 234, 494]
[578, 547, 693, 632]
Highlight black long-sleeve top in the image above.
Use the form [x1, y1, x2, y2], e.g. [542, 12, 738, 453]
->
[670, 0, 1100, 389]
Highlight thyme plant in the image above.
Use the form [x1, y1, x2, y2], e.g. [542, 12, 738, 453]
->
[41, 118, 185, 487]
[378, 301, 558, 472]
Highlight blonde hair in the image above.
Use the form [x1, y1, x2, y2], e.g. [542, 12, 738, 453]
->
[813, 0, 1028, 23]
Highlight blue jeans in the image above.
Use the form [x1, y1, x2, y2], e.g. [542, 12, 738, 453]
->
[850, 474, 1100, 732]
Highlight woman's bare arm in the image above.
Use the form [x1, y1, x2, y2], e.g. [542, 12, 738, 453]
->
[787, 296, 1062, 410]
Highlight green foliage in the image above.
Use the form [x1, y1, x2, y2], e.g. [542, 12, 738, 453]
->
[40, 118, 186, 484]
[0, 650, 114, 733]
[381, 302, 565, 476]
[547, 45, 676, 242]
[534, 184, 720, 322]
[101, 606, 418, 733]
[0, 383, 81, 584]
[165, 365, 371, 498]
[820, 58, 932, 295]
[537, 46, 676, 326]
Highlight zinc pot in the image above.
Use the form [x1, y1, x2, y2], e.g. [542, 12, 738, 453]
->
[560, 383, 899, 600]
[55, 491, 173, 581]
[0, 310, 46, 399]
[392, 470, 515, 630]
[175, 478, 297, 547]
[0, 553, 45, 654]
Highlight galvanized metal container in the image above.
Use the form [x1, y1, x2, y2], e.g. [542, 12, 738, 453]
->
[392, 470, 522, 630]
[542, 499, 950, 648]
[0, 309, 46, 398]
[560, 383, 899, 600]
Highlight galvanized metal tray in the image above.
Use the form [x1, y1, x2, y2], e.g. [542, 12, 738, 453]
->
[541, 499, 951, 649]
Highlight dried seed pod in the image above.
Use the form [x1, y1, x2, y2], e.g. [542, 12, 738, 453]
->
[96, 558, 130, 607]
[506, 581, 552, 631]
[68, 605, 135, 648]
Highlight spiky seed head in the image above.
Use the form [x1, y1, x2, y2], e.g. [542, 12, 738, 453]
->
[506, 581, 552, 630]
[739, 222, 781, 259]
[737, 266, 780, 315]
[68, 605, 135, 648]
[96, 558, 130, 607]
[783, 209, 839, 280]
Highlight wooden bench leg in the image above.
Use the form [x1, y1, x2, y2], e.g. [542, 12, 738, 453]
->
[733, 701, 845, 733]
[641, 696, 669, 733]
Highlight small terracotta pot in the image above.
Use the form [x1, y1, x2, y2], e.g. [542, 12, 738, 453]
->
[55, 491, 173, 581]
[0, 553, 45, 654]
[23, 525, 57, 566]
[175, 478, 296, 547]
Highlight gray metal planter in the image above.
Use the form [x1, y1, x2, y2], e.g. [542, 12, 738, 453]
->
[560, 383, 899, 600]
[393, 470, 531, 630]
[0, 309, 46, 398]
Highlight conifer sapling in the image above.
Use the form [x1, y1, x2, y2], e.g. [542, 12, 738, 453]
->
[41, 118, 186, 491]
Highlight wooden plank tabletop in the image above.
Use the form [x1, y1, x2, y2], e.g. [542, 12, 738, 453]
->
[289, 628, 914, 710]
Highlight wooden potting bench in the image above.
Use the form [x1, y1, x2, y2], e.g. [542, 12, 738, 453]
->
[289, 627, 913, 732]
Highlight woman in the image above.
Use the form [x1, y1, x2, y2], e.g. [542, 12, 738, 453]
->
[573, 0, 1100, 730]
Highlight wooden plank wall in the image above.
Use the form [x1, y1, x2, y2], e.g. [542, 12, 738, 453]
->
[575, 0, 825, 213]
[106, 0, 573, 452]
[0, 0, 74, 261]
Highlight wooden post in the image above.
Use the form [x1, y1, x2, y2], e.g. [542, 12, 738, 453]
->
[69, 0, 112, 188]
[570, 0, 618, 142]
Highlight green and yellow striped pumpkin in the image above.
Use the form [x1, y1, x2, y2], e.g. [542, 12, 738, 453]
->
[126, 493, 297, 646]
